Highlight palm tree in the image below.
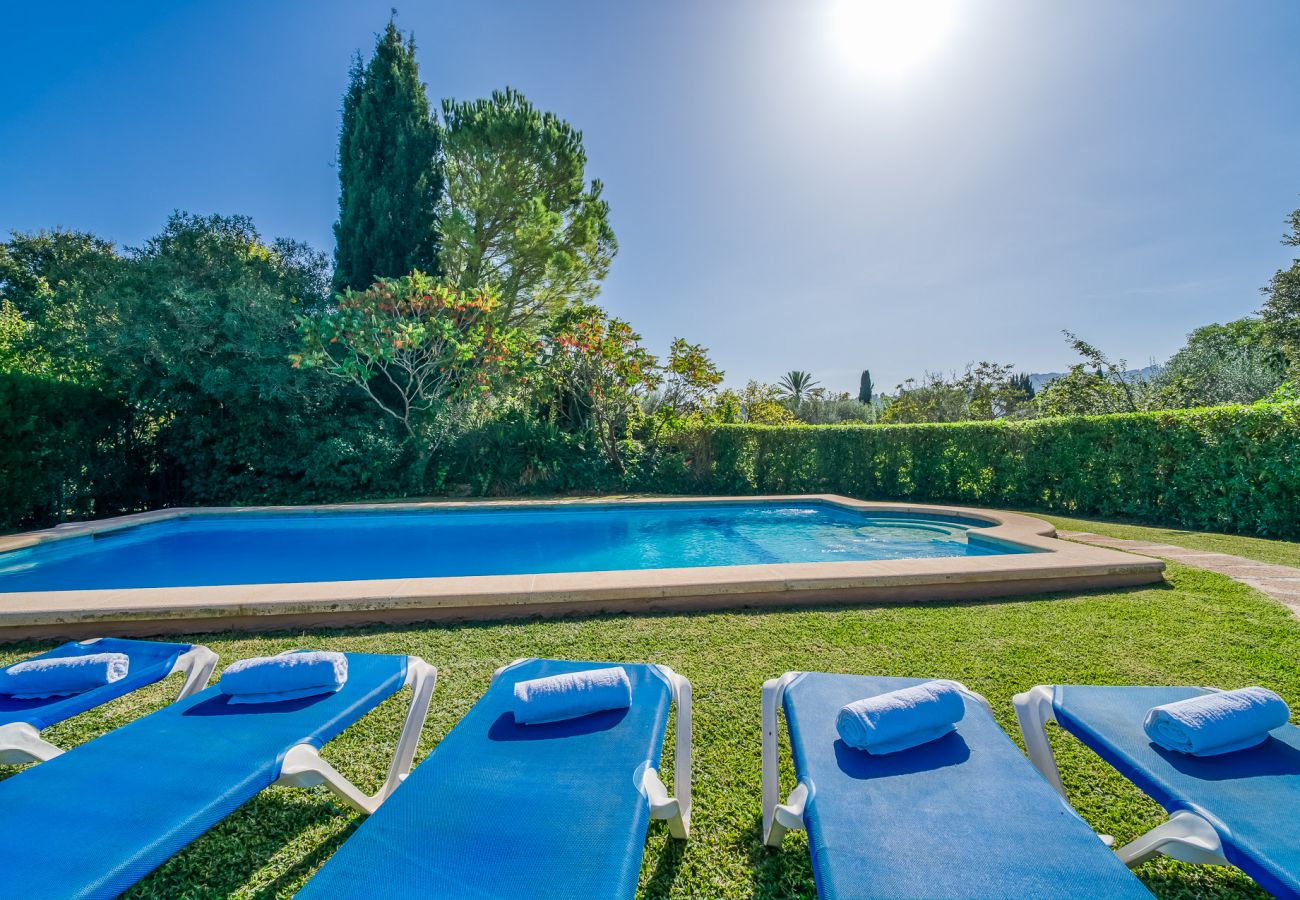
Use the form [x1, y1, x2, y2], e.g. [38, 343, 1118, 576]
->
[778, 370, 820, 402]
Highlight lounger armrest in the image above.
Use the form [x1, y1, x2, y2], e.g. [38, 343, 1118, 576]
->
[383, 657, 438, 799]
[761, 672, 804, 847]
[1116, 809, 1228, 868]
[274, 656, 438, 815]
[0, 722, 64, 765]
[652, 664, 693, 839]
[171, 645, 220, 700]
[1012, 685, 1067, 796]
[642, 769, 680, 820]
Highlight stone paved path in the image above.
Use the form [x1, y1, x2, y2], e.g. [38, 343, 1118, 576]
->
[1058, 531, 1300, 617]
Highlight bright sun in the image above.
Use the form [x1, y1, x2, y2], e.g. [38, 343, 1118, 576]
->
[828, 0, 962, 81]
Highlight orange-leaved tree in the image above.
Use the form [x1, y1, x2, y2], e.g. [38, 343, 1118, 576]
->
[293, 271, 527, 487]
[539, 303, 659, 474]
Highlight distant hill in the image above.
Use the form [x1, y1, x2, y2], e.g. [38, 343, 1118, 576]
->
[1028, 365, 1161, 393]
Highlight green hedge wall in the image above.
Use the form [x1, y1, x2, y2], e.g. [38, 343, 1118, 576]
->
[0, 374, 150, 531]
[4, 372, 1296, 540]
[649, 403, 1300, 538]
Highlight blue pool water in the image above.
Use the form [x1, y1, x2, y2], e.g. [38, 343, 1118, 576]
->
[0, 503, 1029, 592]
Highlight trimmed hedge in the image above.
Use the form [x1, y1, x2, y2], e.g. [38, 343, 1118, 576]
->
[4, 370, 1296, 540]
[648, 403, 1300, 538]
[0, 374, 149, 531]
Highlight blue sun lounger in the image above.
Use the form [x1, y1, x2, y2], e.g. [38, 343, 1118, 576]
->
[0, 637, 217, 766]
[297, 657, 692, 900]
[1016, 684, 1300, 899]
[0, 651, 436, 900]
[762, 673, 1152, 899]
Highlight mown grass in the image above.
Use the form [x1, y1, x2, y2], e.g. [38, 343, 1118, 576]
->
[2, 529, 1297, 898]
[1033, 510, 1300, 568]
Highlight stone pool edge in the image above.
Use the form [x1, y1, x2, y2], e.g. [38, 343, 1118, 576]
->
[0, 495, 1164, 642]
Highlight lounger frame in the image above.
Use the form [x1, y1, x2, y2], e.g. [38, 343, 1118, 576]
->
[492, 657, 693, 839]
[0, 639, 219, 765]
[761, 671, 993, 847]
[275, 655, 438, 814]
[1013, 684, 1231, 868]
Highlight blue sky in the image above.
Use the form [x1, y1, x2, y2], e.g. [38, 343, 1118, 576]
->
[2, 1, 1297, 391]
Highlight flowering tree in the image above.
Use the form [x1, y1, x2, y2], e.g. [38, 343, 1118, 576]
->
[661, 338, 724, 420]
[294, 272, 525, 480]
[540, 303, 659, 472]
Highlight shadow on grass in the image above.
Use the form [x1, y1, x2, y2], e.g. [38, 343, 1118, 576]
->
[640, 822, 688, 899]
[745, 815, 816, 900]
[245, 815, 356, 900]
[1135, 864, 1271, 900]
[123, 791, 355, 899]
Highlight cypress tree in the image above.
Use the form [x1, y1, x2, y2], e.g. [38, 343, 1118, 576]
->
[1010, 372, 1036, 400]
[332, 18, 442, 293]
[858, 369, 874, 404]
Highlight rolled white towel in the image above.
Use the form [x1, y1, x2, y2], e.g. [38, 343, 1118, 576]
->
[219, 651, 348, 704]
[513, 666, 632, 725]
[836, 680, 967, 754]
[1144, 687, 1290, 756]
[0, 652, 130, 699]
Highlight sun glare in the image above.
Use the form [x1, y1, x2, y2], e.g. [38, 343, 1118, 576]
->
[829, 0, 962, 81]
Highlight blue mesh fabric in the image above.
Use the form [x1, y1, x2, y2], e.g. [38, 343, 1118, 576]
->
[783, 673, 1152, 900]
[0, 638, 193, 730]
[0, 652, 407, 899]
[1054, 684, 1300, 899]
[297, 658, 673, 900]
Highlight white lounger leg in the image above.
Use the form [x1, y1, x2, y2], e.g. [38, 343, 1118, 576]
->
[762, 672, 806, 847]
[274, 657, 437, 815]
[171, 645, 220, 699]
[1115, 810, 1230, 868]
[0, 722, 65, 765]
[1012, 685, 1067, 796]
[646, 665, 692, 839]
[0, 642, 220, 765]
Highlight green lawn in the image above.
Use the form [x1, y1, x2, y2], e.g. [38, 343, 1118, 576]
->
[2, 522, 1298, 898]
[1033, 510, 1300, 568]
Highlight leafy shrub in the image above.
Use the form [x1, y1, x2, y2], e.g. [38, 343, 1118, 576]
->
[793, 396, 878, 424]
[0, 374, 149, 530]
[451, 410, 618, 496]
[538, 303, 660, 474]
[648, 402, 1300, 538]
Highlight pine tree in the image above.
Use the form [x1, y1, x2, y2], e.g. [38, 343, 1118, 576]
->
[858, 369, 874, 404]
[332, 18, 442, 293]
[1261, 207, 1300, 376]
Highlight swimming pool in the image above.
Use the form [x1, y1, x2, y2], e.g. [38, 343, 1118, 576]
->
[0, 497, 1165, 642]
[0, 501, 1026, 593]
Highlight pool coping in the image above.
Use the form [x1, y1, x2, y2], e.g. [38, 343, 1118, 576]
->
[0, 495, 1165, 641]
